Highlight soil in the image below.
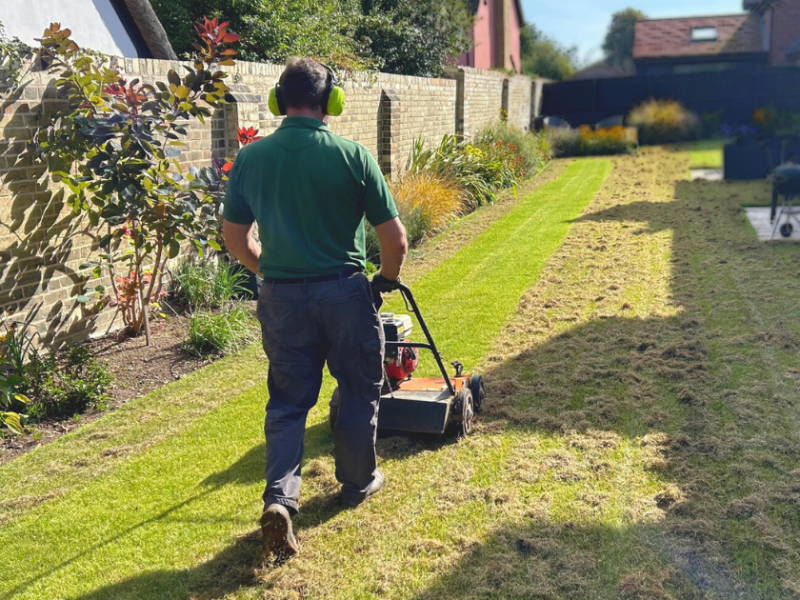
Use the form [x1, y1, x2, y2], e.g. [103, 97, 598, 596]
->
[0, 312, 219, 465]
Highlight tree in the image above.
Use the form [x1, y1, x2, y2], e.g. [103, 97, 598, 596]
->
[148, 0, 368, 68]
[148, 0, 472, 76]
[602, 8, 646, 71]
[356, 0, 473, 77]
[520, 25, 577, 81]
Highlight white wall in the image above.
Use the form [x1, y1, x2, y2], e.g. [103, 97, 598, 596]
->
[1, 0, 139, 57]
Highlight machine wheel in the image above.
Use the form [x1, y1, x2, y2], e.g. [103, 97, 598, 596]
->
[781, 222, 794, 238]
[329, 387, 340, 429]
[470, 375, 485, 414]
[452, 387, 475, 438]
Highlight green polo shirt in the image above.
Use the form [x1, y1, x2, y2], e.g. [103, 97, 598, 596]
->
[223, 116, 398, 278]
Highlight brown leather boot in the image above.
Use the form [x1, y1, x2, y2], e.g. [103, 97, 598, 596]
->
[260, 504, 299, 561]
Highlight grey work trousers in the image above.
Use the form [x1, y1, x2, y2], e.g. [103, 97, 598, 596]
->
[256, 271, 385, 514]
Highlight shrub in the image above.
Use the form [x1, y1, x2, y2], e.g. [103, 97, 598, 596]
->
[546, 127, 581, 158]
[476, 124, 550, 179]
[0, 321, 33, 434]
[409, 126, 549, 210]
[184, 305, 257, 356]
[701, 108, 726, 139]
[23, 346, 112, 422]
[29, 19, 238, 338]
[754, 106, 800, 137]
[578, 126, 637, 156]
[171, 260, 249, 309]
[627, 99, 701, 145]
[409, 135, 497, 208]
[546, 126, 635, 158]
[390, 172, 462, 246]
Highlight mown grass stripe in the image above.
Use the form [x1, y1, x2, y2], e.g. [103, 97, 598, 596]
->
[386, 159, 612, 373]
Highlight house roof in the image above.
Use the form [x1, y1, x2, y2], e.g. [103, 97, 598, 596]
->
[633, 14, 765, 60]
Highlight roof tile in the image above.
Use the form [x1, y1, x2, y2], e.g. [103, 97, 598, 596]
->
[634, 14, 765, 59]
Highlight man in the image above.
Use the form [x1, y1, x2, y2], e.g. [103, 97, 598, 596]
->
[222, 58, 408, 560]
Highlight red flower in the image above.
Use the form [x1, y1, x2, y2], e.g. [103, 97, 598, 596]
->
[222, 160, 234, 174]
[237, 127, 262, 146]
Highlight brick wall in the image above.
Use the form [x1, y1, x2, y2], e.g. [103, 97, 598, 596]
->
[0, 60, 535, 346]
[506, 75, 533, 131]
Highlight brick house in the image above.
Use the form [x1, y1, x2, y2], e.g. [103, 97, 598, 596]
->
[459, 0, 524, 74]
[2, 0, 175, 59]
[633, 0, 800, 76]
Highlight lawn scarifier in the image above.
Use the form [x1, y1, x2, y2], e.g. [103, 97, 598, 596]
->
[0, 159, 639, 600]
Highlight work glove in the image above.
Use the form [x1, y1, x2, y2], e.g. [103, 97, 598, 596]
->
[370, 274, 401, 311]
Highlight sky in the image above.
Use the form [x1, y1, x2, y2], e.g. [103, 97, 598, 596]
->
[523, 0, 746, 64]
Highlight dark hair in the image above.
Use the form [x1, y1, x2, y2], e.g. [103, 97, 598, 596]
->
[280, 58, 329, 111]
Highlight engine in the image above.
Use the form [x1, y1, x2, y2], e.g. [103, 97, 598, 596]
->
[381, 313, 419, 389]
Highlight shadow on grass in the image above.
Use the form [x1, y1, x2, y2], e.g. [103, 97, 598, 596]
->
[408, 178, 800, 599]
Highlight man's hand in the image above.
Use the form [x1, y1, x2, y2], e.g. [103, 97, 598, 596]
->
[371, 273, 401, 293]
[370, 274, 400, 311]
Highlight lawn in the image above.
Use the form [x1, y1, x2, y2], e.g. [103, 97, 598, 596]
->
[4, 148, 800, 599]
[685, 139, 727, 169]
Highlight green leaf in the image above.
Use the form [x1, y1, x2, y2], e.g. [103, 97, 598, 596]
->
[13, 394, 30, 405]
[167, 70, 181, 87]
[208, 240, 221, 252]
[167, 239, 180, 259]
[76, 295, 91, 304]
[2, 412, 24, 434]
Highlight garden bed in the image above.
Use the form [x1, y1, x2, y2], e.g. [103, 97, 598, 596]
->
[0, 304, 256, 465]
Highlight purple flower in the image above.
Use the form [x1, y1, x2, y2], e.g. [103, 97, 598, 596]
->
[721, 123, 734, 138]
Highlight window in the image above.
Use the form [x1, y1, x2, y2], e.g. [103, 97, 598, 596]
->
[691, 27, 719, 42]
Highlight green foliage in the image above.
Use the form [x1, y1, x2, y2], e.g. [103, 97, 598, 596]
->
[356, 0, 473, 77]
[701, 108, 726, 140]
[184, 305, 257, 356]
[755, 106, 800, 137]
[546, 127, 581, 158]
[23, 346, 112, 422]
[171, 260, 249, 309]
[602, 8, 647, 71]
[477, 124, 550, 179]
[520, 24, 576, 81]
[0, 20, 32, 93]
[148, 0, 472, 76]
[0, 321, 34, 435]
[29, 20, 238, 336]
[628, 99, 701, 145]
[410, 135, 496, 209]
[410, 127, 549, 211]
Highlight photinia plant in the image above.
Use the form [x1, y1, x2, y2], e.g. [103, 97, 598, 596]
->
[29, 18, 240, 340]
[217, 126, 262, 176]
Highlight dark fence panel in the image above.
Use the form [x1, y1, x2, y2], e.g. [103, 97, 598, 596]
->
[542, 67, 800, 127]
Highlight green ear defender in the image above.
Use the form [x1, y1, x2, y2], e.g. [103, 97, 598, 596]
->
[325, 84, 345, 117]
[268, 87, 283, 117]
[267, 64, 345, 117]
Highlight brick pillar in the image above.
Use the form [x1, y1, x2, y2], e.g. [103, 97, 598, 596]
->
[502, 79, 510, 120]
[224, 84, 262, 156]
[379, 89, 401, 176]
[445, 68, 466, 142]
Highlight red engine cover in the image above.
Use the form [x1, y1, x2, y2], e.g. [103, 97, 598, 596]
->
[385, 346, 419, 382]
